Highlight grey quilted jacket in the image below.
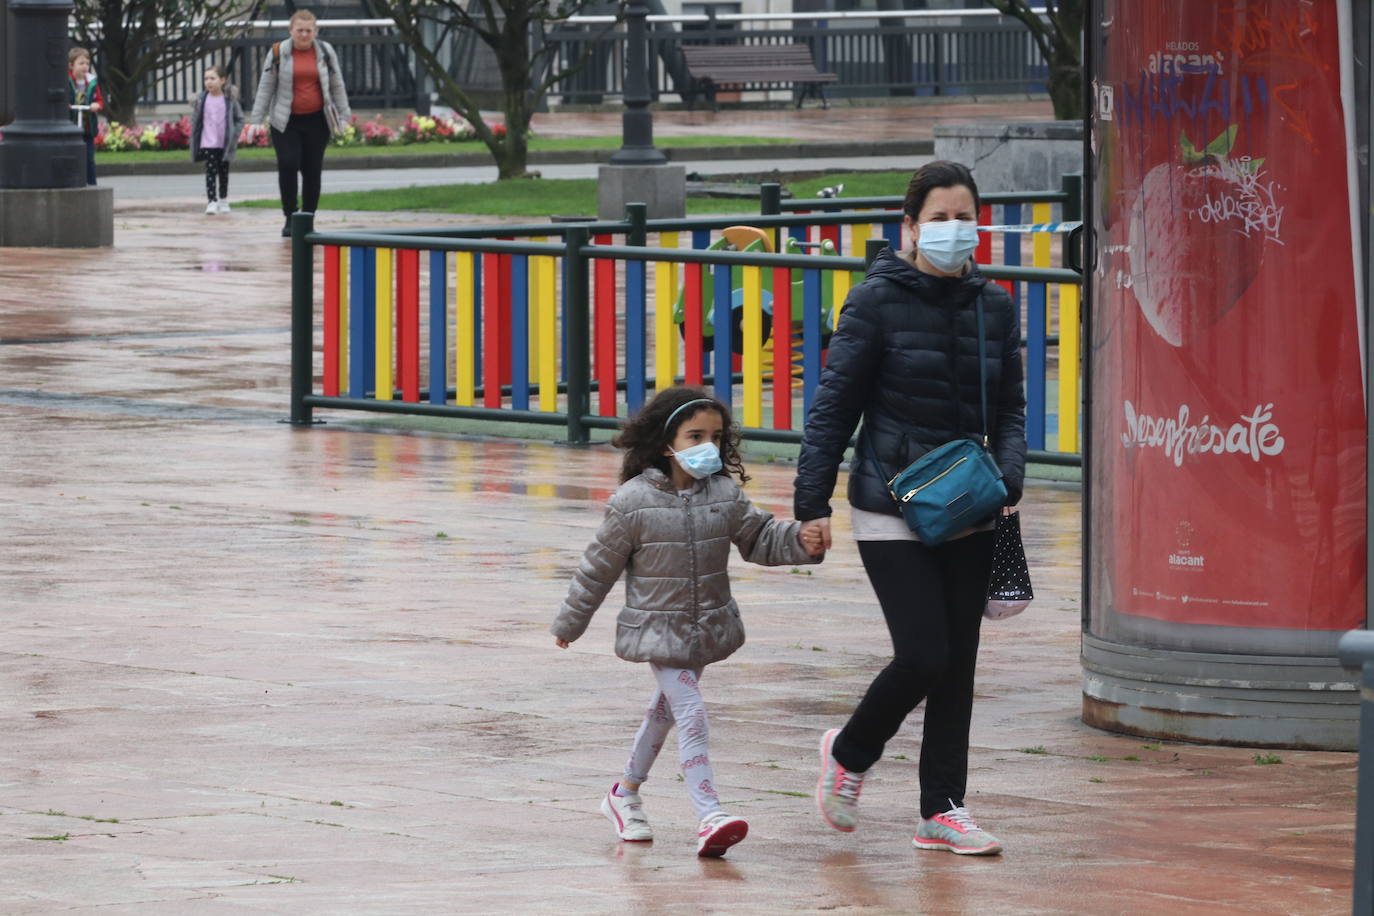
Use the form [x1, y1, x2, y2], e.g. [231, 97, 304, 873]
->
[552, 468, 821, 667]
[248, 39, 352, 132]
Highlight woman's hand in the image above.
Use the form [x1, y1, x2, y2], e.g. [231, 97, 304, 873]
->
[554, 637, 570, 649]
[91, 101, 102, 113]
[799, 517, 832, 553]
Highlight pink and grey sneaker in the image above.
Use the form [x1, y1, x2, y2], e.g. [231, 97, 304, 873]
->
[696, 812, 748, 857]
[816, 728, 866, 832]
[912, 805, 1002, 855]
[600, 784, 652, 842]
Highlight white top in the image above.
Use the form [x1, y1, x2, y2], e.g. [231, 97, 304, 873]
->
[850, 505, 997, 543]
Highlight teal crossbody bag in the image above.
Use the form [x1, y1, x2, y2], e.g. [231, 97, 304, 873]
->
[862, 295, 1006, 545]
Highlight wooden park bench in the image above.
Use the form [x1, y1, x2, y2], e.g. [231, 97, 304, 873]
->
[680, 42, 838, 111]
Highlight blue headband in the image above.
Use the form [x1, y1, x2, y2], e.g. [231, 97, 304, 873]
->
[664, 398, 715, 431]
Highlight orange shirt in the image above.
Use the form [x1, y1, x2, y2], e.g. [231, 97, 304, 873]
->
[291, 49, 324, 115]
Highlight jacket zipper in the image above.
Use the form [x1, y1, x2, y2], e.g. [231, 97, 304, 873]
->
[683, 492, 699, 618]
[900, 455, 968, 501]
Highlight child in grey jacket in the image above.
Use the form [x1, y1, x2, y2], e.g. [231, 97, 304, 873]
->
[552, 386, 824, 858]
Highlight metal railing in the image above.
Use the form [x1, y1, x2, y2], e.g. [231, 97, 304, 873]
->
[128, 10, 1047, 111]
[287, 189, 1083, 467]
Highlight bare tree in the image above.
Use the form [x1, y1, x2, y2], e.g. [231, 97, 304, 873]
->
[72, 0, 260, 126]
[984, 0, 1083, 121]
[375, 0, 624, 180]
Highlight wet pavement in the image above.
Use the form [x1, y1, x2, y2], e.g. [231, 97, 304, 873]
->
[0, 102, 1359, 915]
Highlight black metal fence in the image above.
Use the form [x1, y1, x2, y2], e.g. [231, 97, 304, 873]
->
[136, 14, 1045, 112]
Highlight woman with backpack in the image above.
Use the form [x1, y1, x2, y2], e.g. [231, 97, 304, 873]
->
[249, 9, 352, 237]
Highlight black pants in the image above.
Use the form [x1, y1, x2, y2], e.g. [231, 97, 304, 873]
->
[270, 111, 329, 217]
[833, 532, 995, 819]
[83, 136, 96, 186]
[202, 148, 230, 201]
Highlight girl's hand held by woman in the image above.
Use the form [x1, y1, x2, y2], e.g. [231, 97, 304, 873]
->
[555, 637, 570, 649]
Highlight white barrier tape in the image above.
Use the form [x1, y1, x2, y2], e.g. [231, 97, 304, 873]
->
[978, 222, 1083, 234]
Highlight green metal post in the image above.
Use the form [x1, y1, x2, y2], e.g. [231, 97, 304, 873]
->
[1061, 172, 1083, 221]
[760, 182, 782, 215]
[865, 237, 889, 269]
[625, 201, 648, 247]
[1061, 173, 1084, 272]
[289, 211, 316, 427]
[563, 226, 591, 444]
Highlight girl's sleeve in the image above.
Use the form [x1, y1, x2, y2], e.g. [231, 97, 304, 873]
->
[732, 489, 822, 567]
[550, 504, 634, 643]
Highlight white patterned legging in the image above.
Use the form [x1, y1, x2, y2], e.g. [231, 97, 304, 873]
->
[623, 664, 722, 820]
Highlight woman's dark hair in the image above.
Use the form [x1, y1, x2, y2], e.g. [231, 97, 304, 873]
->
[613, 385, 749, 485]
[902, 160, 980, 221]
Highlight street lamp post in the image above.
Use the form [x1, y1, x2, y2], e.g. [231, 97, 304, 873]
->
[597, 0, 683, 219]
[0, 0, 113, 246]
[608, 0, 666, 165]
[0, 0, 85, 189]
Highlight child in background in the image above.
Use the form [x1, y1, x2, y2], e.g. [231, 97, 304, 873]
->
[190, 65, 244, 214]
[67, 48, 103, 186]
[552, 386, 825, 857]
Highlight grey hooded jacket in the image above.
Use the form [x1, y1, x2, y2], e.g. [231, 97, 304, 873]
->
[552, 468, 821, 668]
[249, 39, 352, 132]
[189, 84, 244, 162]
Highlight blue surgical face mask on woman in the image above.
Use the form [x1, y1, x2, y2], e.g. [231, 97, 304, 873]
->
[917, 219, 979, 273]
[670, 442, 723, 479]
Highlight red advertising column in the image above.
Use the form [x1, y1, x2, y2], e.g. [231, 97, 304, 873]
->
[1084, 0, 1367, 748]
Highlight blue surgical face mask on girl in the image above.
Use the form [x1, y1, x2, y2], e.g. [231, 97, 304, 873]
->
[670, 442, 723, 479]
[917, 219, 979, 273]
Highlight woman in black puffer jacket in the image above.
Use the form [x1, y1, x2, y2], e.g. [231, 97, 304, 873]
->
[795, 161, 1026, 856]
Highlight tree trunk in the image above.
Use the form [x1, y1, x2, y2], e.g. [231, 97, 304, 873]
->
[1047, 53, 1083, 121]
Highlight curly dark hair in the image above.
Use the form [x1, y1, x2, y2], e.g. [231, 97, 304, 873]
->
[613, 386, 750, 485]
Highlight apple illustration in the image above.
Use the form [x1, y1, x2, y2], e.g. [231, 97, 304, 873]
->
[1127, 126, 1276, 347]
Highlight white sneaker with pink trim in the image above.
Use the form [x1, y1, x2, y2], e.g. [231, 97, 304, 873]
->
[912, 805, 1003, 855]
[696, 812, 748, 858]
[600, 785, 652, 842]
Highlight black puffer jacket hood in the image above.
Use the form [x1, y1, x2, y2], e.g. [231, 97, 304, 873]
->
[793, 247, 1027, 521]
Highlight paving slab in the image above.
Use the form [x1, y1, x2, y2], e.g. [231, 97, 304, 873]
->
[0, 154, 1359, 915]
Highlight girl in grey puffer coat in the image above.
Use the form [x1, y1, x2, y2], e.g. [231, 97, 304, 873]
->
[552, 387, 823, 857]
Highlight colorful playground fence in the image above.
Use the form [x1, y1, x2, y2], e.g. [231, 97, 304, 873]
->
[289, 184, 1083, 463]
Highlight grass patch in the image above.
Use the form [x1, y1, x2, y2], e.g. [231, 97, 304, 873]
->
[28, 833, 70, 841]
[95, 134, 795, 165]
[1086, 755, 1109, 762]
[1019, 745, 1049, 755]
[1253, 753, 1283, 765]
[1121, 755, 1140, 761]
[237, 170, 911, 218]
[1141, 743, 1162, 751]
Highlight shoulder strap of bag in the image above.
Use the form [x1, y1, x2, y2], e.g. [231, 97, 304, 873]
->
[974, 292, 989, 448]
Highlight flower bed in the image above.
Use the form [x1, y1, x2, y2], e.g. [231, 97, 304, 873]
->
[91, 112, 494, 152]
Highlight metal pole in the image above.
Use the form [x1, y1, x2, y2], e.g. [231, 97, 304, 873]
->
[608, 0, 667, 165]
[864, 237, 889, 269]
[760, 182, 782, 216]
[289, 211, 316, 427]
[0, 0, 84, 189]
[563, 226, 591, 444]
[1339, 630, 1374, 914]
[625, 201, 648, 247]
